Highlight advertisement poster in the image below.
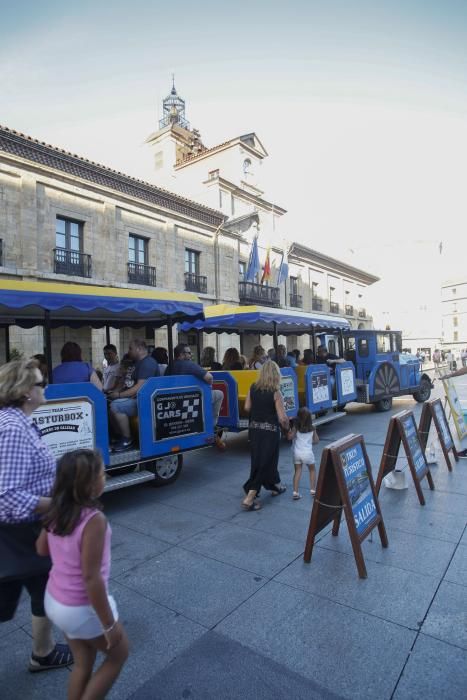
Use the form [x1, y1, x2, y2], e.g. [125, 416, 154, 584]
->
[312, 371, 330, 404]
[153, 389, 204, 440]
[339, 442, 377, 536]
[280, 375, 296, 412]
[340, 368, 355, 397]
[442, 379, 467, 440]
[32, 399, 95, 459]
[400, 414, 427, 476]
[433, 402, 454, 450]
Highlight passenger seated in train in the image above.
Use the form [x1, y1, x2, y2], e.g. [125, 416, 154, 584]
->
[316, 345, 345, 373]
[52, 342, 102, 389]
[302, 349, 315, 366]
[108, 339, 159, 452]
[200, 346, 222, 370]
[222, 347, 243, 371]
[248, 345, 267, 369]
[152, 346, 169, 375]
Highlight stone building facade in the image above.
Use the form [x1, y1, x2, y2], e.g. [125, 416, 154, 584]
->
[0, 84, 378, 368]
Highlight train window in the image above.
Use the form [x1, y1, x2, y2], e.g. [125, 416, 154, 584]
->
[328, 339, 336, 354]
[376, 334, 391, 353]
[358, 338, 369, 357]
[345, 337, 356, 351]
[391, 333, 402, 352]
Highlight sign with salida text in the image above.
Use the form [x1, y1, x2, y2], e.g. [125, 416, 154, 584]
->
[304, 433, 388, 579]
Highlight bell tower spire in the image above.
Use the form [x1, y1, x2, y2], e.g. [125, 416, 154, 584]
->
[159, 77, 190, 130]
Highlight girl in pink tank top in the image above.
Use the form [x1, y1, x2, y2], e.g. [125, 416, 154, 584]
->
[36, 449, 128, 700]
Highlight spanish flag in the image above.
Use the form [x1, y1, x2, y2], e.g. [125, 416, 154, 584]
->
[261, 246, 271, 284]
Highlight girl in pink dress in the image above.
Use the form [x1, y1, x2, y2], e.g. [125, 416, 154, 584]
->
[36, 449, 128, 700]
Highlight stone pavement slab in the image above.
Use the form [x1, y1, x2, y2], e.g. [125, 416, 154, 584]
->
[421, 580, 467, 650]
[444, 543, 467, 587]
[216, 580, 416, 700]
[110, 501, 217, 544]
[275, 545, 439, 629]
[180, 521, 304, 577]
[129, 631, 343, 700]
[319, 522, 457, 578]
[0, 627, 71, 700]
[107, 582, 206, 699]
[393, 633, 467, 700]
[115, 546, 267, 628]
[110, 523, 172, 579]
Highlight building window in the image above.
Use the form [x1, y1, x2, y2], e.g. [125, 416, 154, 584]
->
[56, 216, 83, 253]
[453, 316, 458, 327]
[290, 276, 299, 296]
[454, 331, 458, 342]
[239, 261, 246, 281]
[452, 288, 457, 294]
[54, 216, 91, 277]
[185, 248, 200, 276]
[129, 234, 148, 265]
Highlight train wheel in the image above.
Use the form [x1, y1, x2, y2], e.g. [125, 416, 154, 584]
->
[413, 378, 431, 403]
[375, 397, 393, 412]
[151, 454, 183, 486]
[373, 363, 399, 404]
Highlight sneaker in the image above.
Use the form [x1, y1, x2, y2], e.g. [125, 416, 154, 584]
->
[29, 643, 73, 673]
[457, 449, 467, 459]
[310, 489, 316, 496]
[112, 437, 134, 452]
[292, 491, 301, 500]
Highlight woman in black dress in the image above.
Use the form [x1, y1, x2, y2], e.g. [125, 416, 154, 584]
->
[242, 361, 289, 510]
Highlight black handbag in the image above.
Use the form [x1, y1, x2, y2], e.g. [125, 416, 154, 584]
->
[0, 521, 51, 582]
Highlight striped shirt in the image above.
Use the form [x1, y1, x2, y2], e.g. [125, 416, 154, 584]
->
[0, 407, 56, 523]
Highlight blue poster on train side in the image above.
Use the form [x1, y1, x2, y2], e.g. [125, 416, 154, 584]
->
[339, 442, 378, 536]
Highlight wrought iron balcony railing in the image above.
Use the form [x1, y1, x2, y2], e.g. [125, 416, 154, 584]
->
[330, 301, 340, 314]
[238, 281, 280, 307]
[345, 304, 354, 316]
[54, 248, 92, 278]
[127, 262, 157, 287]
[184, 272, 207, 294]
[312, 297, 323, 311]
[289, 293, 303, 308]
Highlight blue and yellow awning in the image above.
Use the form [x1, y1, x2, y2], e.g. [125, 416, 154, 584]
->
[0, 280, 204, 328]
[180, 304, 350, 334]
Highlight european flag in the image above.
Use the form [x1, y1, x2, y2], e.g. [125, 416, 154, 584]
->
[246, 236, 260, 282]
[277, 248, 289, 285]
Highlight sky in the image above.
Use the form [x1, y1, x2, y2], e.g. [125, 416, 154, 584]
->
[1, 0, 467, 334]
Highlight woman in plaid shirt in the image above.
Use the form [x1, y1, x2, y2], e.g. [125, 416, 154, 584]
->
[0, 359, 72, 672]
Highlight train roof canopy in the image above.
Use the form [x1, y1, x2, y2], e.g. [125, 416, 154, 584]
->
[0, 280, 204, 328]
[180, 304, 350, 335]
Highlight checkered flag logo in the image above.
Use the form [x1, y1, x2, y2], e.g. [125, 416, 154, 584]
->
[181, 397, 200, 421]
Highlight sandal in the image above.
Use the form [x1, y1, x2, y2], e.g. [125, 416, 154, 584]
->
[271, 485, 287, 497]
[292, 491, 301, 500]
[310, 489, 316, 496]
[241, 501, 261, 511]
[29, 643, 73, 673]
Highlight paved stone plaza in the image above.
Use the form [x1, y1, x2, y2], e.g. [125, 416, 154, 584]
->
[1, 383, 466, 699]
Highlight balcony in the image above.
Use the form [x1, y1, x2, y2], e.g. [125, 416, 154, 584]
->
[185, 272, 207, 294]
[312, 296, 323, 311]
[345, 304, 354, 316]
[54, 248, 92, 278]
[127, 262, 157, 287]
[330, 301, 340, 314]
[358, 308, 367, 318]
[289, 293, 303, 308]
[238, 281, 280, 307]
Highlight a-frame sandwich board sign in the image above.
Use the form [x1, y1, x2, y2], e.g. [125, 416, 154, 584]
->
[304, 433, 388, 579]
[375, 410, 435, 505]
[418, 399, 458, 472]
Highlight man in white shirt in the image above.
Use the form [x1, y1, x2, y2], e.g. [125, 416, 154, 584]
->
[102, 344, 120, 392]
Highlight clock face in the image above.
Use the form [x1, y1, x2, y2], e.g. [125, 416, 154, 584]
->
[243, 158, 251, 174]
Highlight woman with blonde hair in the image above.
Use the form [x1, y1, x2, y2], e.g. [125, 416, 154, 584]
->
[0, 359, 73, 671]
[242, 361, 289, 510]
[248, 344, 266, 370]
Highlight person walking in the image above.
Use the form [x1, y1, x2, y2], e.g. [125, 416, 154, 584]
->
[37, 449, 128, 699]
[288, 407, 319, 499]
[242, 361, 289, 510]
[0, 359, 73, 672]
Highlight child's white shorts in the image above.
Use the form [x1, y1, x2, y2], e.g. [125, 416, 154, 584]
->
[44, 590, 118, 640]
[293, 452, 315, 465]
